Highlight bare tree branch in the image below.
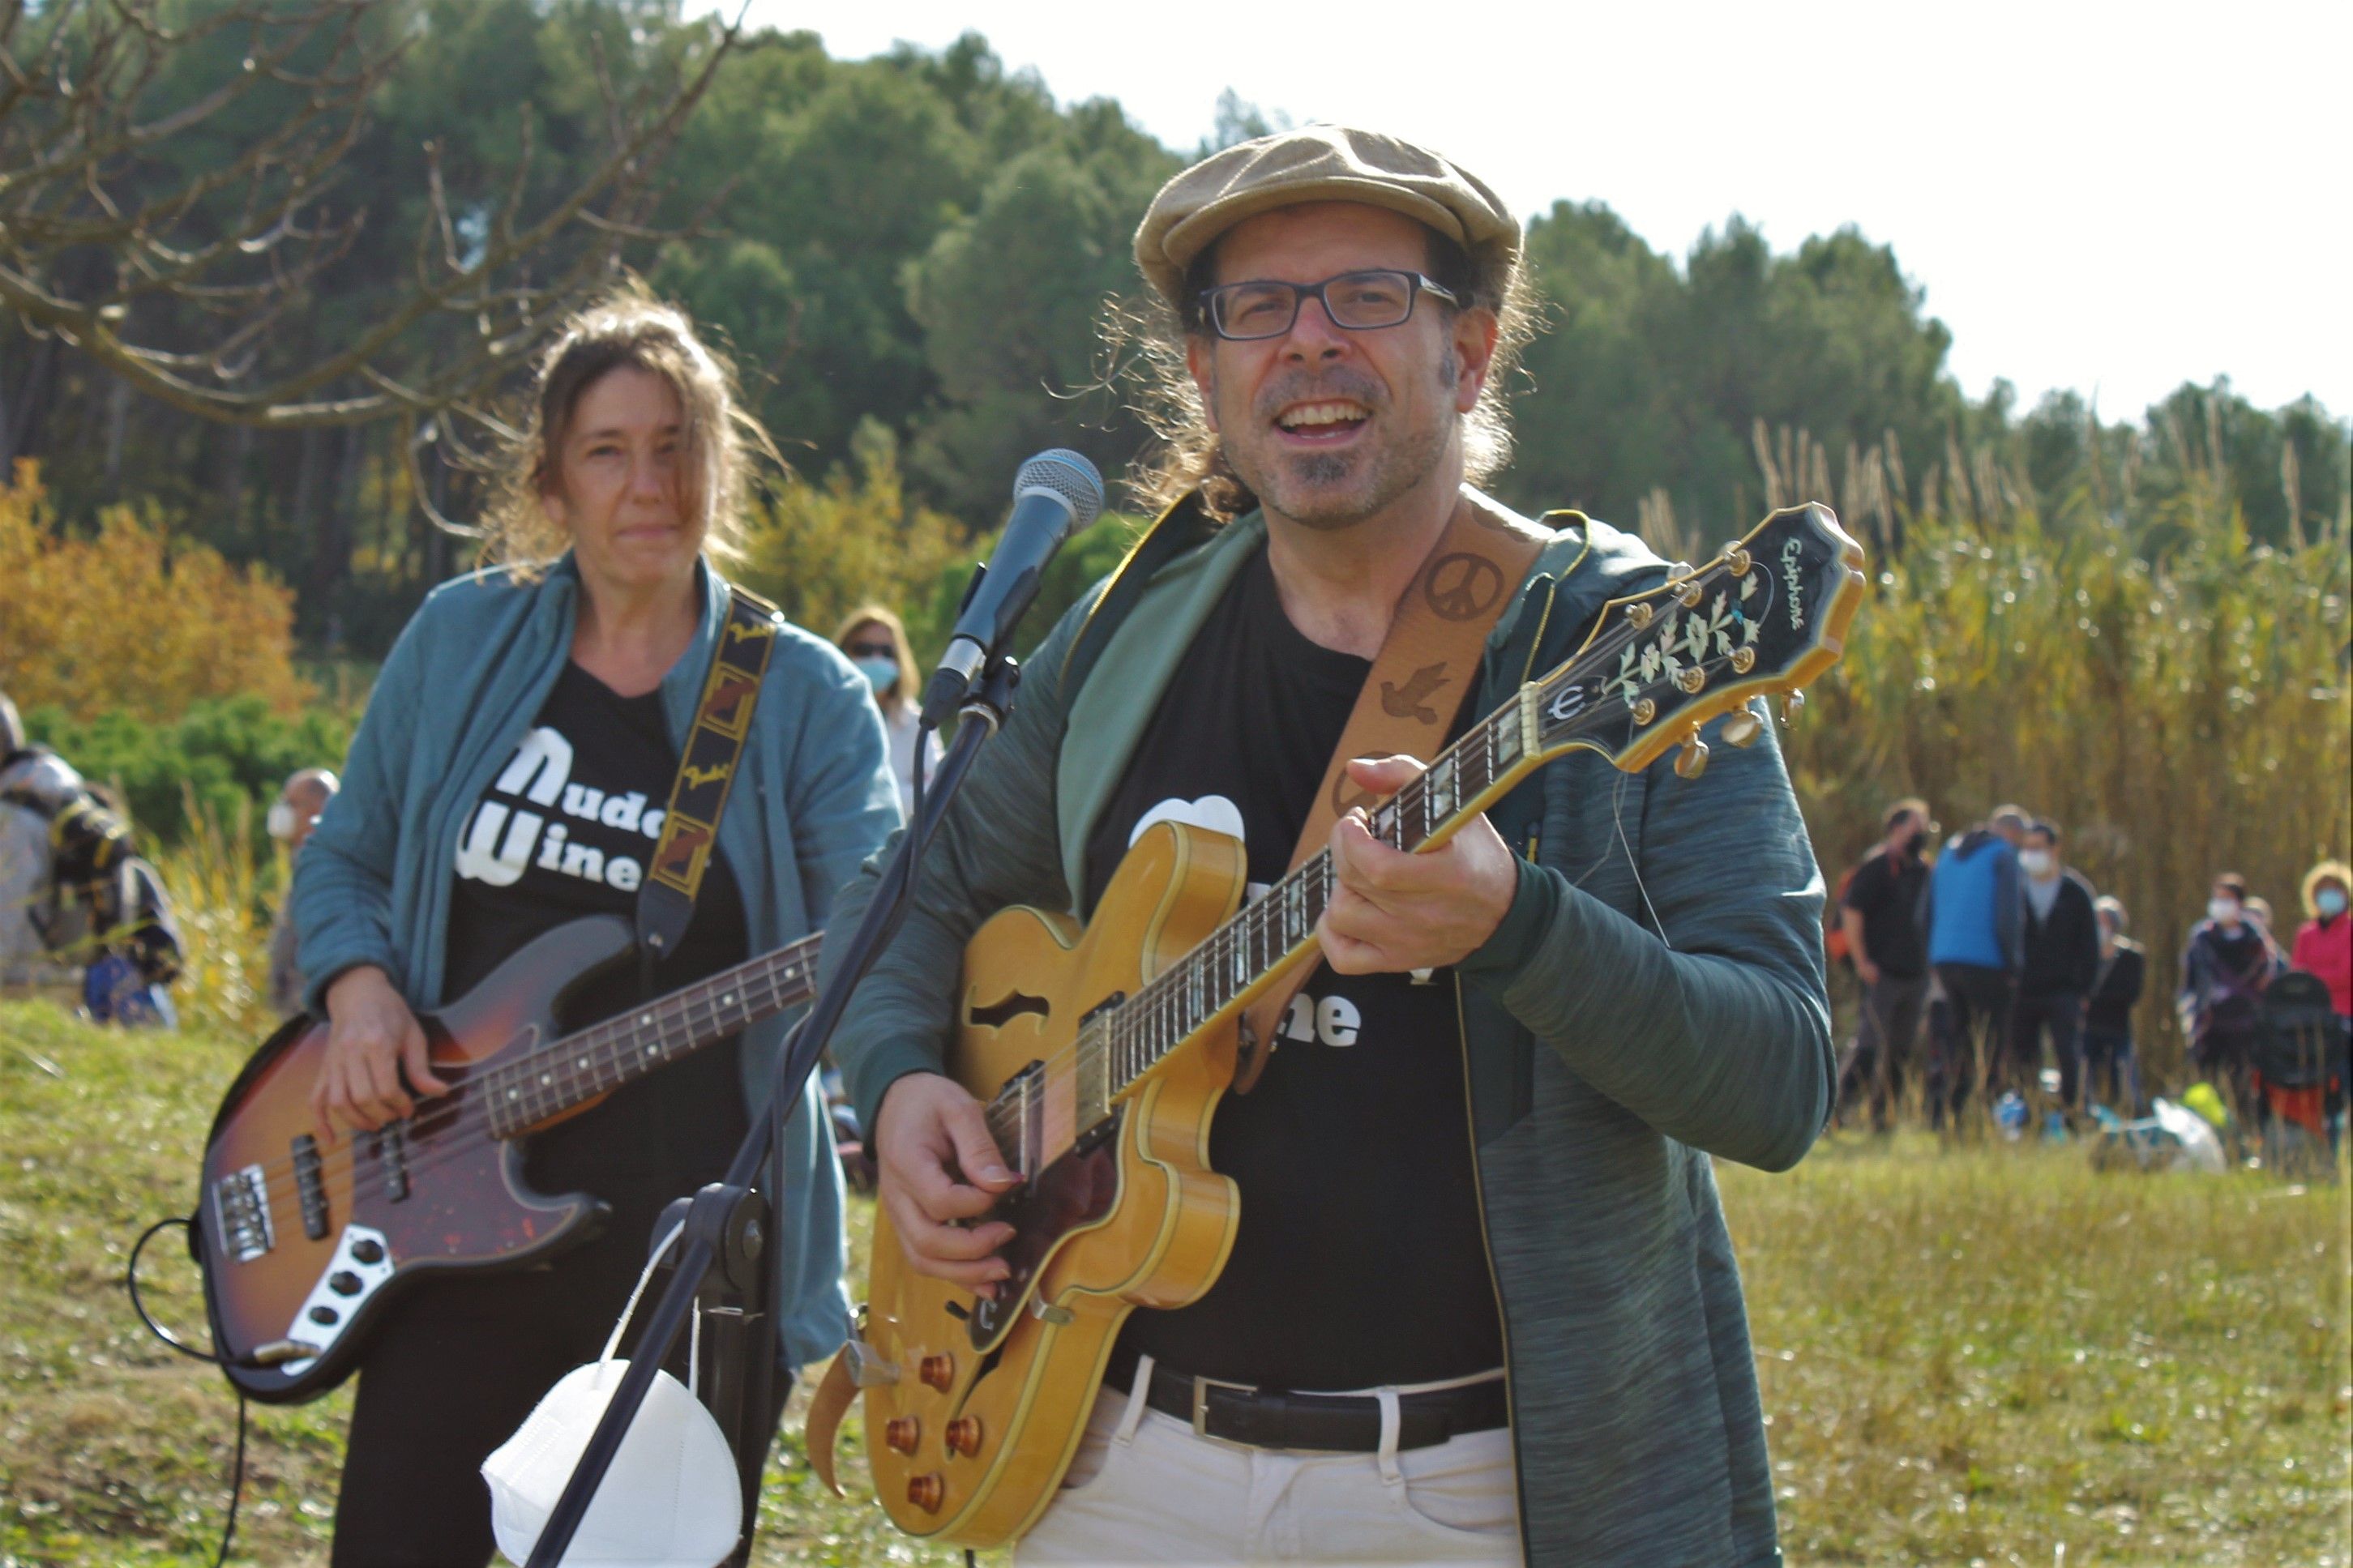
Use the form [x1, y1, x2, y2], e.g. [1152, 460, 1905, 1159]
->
[1, 0, 746, 433]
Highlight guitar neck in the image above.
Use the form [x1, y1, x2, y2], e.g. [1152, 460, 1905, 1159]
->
[481, 933, 823, 1137]
[1074, 698, 1540, 1126]
[1067, 503, 1863, 1130]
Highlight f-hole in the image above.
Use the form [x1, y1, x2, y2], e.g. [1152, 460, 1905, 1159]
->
[966, 991, 1050, 1029]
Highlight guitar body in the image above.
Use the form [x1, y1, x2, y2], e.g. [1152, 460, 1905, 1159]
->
[862, 822, 1247, 1545]
[197, 916, 632, 1402]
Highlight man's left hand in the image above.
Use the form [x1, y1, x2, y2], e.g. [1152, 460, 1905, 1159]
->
[1320, 755, 1518, 976]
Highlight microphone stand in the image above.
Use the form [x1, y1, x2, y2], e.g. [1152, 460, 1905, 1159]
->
[524, 656, 1022, 1568]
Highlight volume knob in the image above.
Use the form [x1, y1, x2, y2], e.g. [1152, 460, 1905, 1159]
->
[919, 1353, 955, 1392]
[945, 1416, 983, 1458]
[907, 1473, 945, 1514]
[884, 1416, 920, 1455]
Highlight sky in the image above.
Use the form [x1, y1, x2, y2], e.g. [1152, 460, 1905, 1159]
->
[708, 0, 2353, 424]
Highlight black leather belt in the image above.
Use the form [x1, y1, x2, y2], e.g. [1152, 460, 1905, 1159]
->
[1139, 1361, 1508, 1453]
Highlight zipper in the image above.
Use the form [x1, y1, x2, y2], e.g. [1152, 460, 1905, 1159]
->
[1452, 973, 1527, 1552]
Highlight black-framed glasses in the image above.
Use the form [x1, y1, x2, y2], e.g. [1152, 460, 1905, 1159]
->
[1198, 269, 1461, 342]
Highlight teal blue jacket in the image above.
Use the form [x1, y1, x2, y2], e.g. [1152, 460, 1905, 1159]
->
[825, 501, 1833, 1566]
[293, 556, 900, 1367]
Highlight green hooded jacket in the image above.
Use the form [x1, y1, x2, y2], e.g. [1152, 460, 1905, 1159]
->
[824, 498, 1833, 1566]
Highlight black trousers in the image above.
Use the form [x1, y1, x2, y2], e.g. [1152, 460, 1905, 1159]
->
[328, 1199, 778, 1568]
[2011, 991, 2085, 1110]
[1840, 972, 1929, 1129]
[1932, 963, 2017, 1122]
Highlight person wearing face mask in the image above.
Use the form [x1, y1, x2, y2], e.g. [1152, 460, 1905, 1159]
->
[1837, 797, 1934, 1130]
[2179, 873, 2284, 1120]
[2009, 820, 2101, 1118]
[263, 767, 340, 1018]
[2287, 859, 2351, 1142]
[2082, 896, 2145, 1114]
[290, 284, 900, 1566]
[836, 605, 940, 819]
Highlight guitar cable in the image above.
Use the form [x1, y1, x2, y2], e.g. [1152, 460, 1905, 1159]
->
[126, 1214, 248, 1568]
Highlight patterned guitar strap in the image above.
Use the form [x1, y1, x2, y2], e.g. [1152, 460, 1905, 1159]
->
[1231, 487, 1548, 1092]
[635, 584, 783, 989]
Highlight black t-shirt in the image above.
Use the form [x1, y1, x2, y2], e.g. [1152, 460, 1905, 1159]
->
[1843, 844, 1928, 979]
[1083, 547, 1503, 1391]
[443, 663, 750, 1216]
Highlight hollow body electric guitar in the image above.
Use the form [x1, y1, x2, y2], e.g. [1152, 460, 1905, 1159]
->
[195, 915, 819, 1402]
[848, 503, 1867, 1545]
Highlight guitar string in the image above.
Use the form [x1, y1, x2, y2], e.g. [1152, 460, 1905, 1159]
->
[244, 550, 1787, 1220]
[973, 572, 1772, 1156]
[1029, 553, 1782, 1132]
[242, 955, 813, 1213]
[233, 942, 818, 1211]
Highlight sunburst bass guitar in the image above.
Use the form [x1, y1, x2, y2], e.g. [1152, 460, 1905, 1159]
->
[195, 916, 821, 1402]
[825, 503, 1867, 1545]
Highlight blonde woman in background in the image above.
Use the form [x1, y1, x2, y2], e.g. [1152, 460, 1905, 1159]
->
[836, 604, 940, 818]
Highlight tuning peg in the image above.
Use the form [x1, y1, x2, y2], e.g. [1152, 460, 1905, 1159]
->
[1675, 733, 1710, 780]
[1723, 544, 1752, 576]
[1779, 690, 1806, 725]
[1721, 710, 1764, 748]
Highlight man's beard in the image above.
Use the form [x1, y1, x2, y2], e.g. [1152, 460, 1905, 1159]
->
[1217, 354, 1457, 532]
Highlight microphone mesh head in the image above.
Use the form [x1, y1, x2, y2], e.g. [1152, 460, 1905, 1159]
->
[1014, 449, 1105, 531]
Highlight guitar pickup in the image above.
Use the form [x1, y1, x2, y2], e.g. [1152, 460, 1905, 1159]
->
[291, 1134, 328, 1241]
[374, 1122, 411, 1203]
[211, 1164, 275, 1263]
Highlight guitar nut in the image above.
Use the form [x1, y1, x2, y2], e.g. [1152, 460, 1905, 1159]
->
[907, 1473, 945, 1513]
[884, 1416, 920, 1455]
[919, 1353, 955, 1391]
[945, 1416, 982, 1457]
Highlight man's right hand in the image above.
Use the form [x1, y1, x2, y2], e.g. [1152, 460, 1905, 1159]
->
[873, 1071, 1021, 1297]
[312, 965, 449, 1144]
[1856, 956, 1881, 987]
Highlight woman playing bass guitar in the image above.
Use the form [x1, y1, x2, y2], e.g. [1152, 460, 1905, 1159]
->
[289, 285, 901, 1566]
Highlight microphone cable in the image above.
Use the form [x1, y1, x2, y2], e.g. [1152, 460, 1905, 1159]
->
[126, 1215, 248, 1568]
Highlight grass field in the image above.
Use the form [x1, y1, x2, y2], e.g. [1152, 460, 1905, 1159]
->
[2, 1000, 2346, 1566]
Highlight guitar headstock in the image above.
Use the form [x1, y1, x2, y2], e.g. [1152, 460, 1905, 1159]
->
[1531, 502, 1865, 777]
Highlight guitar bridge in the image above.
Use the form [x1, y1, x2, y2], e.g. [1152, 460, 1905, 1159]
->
[212, 1164, 275, 1263]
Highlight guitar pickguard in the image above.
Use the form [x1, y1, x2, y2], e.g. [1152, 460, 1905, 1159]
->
[966, 1112, 1123, 1351]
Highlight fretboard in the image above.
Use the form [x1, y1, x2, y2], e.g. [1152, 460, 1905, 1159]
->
[1065, 697, 1537, 1130]
[481, 934, 822, 1138]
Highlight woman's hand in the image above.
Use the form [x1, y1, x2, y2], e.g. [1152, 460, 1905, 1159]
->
[311, 965, 449, 1143]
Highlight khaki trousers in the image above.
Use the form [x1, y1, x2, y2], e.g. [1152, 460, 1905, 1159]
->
[1015, 1356, 1521, 1566]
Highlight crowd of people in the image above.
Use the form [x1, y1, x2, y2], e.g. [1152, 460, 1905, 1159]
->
[1833, 795, 2352, 1147]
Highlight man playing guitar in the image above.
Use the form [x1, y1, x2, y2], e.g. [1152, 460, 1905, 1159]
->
[825, 127, 1837, 1566]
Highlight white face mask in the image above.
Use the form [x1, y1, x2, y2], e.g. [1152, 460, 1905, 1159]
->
[266, 799, 297, 843]
[482, 1225, 742, 1567]
[2018, 848, 2054, 878]
[2209, 897, 2240, 925]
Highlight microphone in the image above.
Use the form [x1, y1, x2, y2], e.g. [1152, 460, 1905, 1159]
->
[919, 449, 1103, 726]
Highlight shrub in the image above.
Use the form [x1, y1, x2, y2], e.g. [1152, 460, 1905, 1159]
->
[22, 696, 353, 848]
[0, 461, 310, 721]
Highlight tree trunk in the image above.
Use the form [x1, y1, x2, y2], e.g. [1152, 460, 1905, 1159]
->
[306, 423, 362, 613]
[102, 373, 131, 495]
[2, 335, 59, 476]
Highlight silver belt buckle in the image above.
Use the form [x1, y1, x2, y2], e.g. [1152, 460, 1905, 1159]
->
[1191, 1373, 1258, 1442]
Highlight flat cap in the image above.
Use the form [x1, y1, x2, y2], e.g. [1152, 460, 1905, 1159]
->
[1134, 124, 1520, 307]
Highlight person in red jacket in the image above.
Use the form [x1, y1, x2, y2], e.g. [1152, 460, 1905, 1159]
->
[2290, 858, 2351, 1148]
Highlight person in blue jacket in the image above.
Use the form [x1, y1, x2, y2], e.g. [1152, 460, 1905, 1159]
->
[290, 285, 900, 1566]
[1923, 803, 2027, 1121]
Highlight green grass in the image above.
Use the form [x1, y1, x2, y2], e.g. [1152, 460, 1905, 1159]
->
[2, 1001, 2346, 1565]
